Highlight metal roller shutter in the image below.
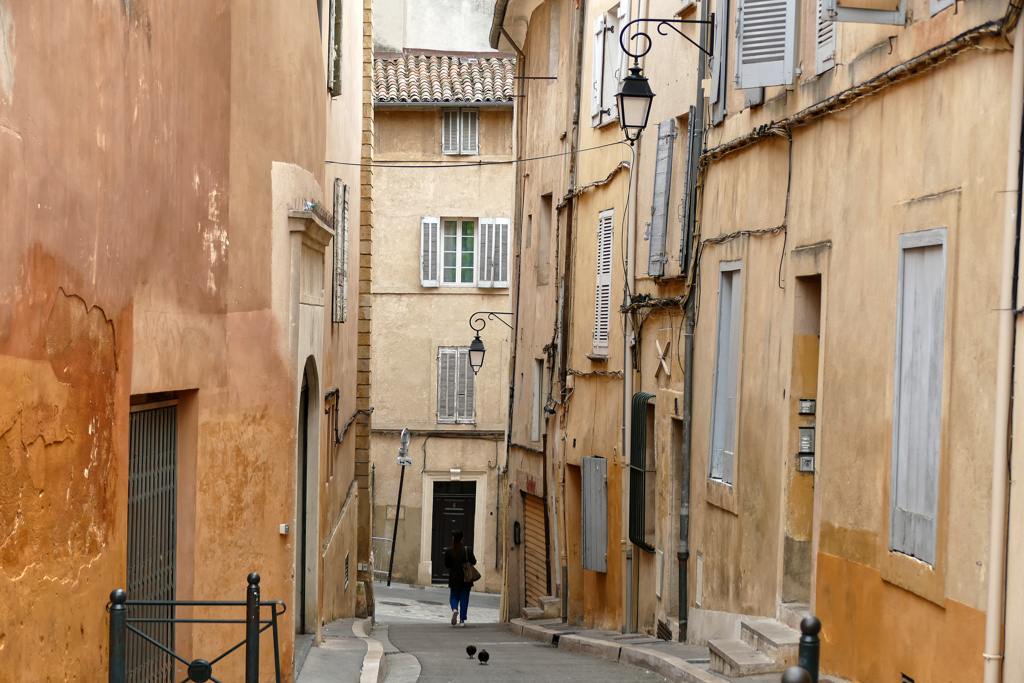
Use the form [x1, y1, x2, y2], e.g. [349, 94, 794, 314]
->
[523, 494, 549, 608]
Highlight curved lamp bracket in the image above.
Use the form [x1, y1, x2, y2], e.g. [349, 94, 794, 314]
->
[619, 17, 715, 61]
[469, 311, 514, 333]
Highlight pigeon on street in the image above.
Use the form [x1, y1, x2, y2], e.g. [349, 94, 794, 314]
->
[478, 649, 489, 665]
[466, 645, 477, 659]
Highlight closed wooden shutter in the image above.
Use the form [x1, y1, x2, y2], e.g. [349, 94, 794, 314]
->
[815, 0, 836, 76]
[437, 347, 458, 423]
[461, 110, 479, 154]
[710, 0, 730, 124]
[678, 107, 698, 275]
[478, 218, 494, 287]
[493, 218, 510, 287]
[647, 119, 675, 277]
[735, 0, 797, 89]
[442, 111, 460, 155]
[421, 217, 440, 287]
[523, 494, 548, 608]
[456, 348, 476, 424]
[333, 180, 349, 323]
[582, 456, 608, 572]
[593, 209, 614, 353]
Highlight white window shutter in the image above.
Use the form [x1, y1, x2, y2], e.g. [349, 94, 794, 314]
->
[591, 14, 607, 126]
[420, 217, 440, 287]
[593, 210, 614, 353]
[815, 0, 836, 76]
[437, 348, 457, 423]
[442, 111, 460, 154]
[461, 110, 479, 154]
[456, 348, 476, 424]
[647, 119, 675, 278]
[736, 0, 796, 90]
[327, 0, 337, 90]
[615, 1, 631, 101]
[603, 7, 623, 121]
[332, 180, 349, 323]
[478, 218, 494, 287]
[822, 0, 904, 25]
[493, 218, 510, 288]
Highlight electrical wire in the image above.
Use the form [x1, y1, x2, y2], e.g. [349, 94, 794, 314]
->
[326, 140, 629, 169]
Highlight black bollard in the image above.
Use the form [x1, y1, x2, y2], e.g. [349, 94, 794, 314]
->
[782, 666, 813, 683]
[798, 616, 821, 683]
[245, 573, 261, 683]
[108, 589, 128, 683]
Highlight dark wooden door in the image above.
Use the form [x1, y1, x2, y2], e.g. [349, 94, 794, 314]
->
[430, 481, 477, 583]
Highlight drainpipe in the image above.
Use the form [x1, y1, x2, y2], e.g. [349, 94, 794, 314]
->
[984, 13, 1024, 683]
[677, 0, 710, 641]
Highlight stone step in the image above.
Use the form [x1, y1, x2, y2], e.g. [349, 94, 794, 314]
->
[708, 639, 778, 677]
[538, 595, 561, 618]
[779, 602, 810, 632]
[741, 619, 800, 668]
[522, 606, 545, 620]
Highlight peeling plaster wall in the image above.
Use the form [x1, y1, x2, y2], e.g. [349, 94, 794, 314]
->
[0, 0, 353, 679]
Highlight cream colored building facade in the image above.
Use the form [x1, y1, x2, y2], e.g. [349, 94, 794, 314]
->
[369, 53, 515, 593]
[492, 0, 1024, 680]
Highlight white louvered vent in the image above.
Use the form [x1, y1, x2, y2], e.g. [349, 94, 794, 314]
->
[736, 0, 796, 89]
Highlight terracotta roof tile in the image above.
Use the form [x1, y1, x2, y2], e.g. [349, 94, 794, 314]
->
[373, 54, 516, 104]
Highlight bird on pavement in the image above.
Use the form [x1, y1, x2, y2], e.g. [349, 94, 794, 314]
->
[466, 645, 477, 659]
[478, 649, 489, 665]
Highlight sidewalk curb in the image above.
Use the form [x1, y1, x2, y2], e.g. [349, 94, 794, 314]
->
[509, 619, 720, 683]
[353, 617, 390, 683]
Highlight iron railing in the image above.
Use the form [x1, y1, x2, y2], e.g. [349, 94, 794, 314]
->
[371, 537, 393, 581]
[107, 572, 286, 683]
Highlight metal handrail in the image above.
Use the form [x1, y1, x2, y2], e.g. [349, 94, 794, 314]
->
[107, 573, 285, 683]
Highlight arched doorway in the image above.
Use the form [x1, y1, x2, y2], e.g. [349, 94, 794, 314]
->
[295, 357, 320, 634]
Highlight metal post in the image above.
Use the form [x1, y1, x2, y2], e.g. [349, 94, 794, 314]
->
[782, 666, 813, 683]
[108, 589, 127, 683]
[387, 465, 406, 586]
[798, 616, 821, 683]
[245, 572, 260, 683]
[677, 550, 688, 641]
[561, 566, 568, 623]
[272, 605, 282, 683]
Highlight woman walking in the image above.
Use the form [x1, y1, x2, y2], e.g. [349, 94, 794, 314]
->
[444, 529, 477, 627]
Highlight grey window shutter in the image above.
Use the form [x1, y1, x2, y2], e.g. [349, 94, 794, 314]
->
[736, 0, 797, 90]
[420, 217, 440, 287]
[593, 210, 614, 353]
[611, 0, 631, 121]
[710, 0, 730, 124]
[822, 0, 904, 25]
[722, 269, 742, 485]
[333, 180, 349, 323]
[437, 347, 458, 423]
[582, 456, 608, 573]
[647, 119, 675, 277]
[442, 111, 460, 154]
[930, 0, 953, 16]
[456, 348, 476, 424]
[461, 110, 479, 154]
[678, 107, 698, 275]
[710, 267, 742, 485]
[602, 6, 625, 122]
[815, 0, 836, 76]
[478, 218, 494, 287]
[890, 239, 946, 566]
[591, 14, 607, 126]
[494, 218, 510, 288]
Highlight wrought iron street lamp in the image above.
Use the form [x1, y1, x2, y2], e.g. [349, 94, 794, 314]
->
[616, 64, 656, 144]
[615, 17, 715, 143]
[467, 311, 514, 375]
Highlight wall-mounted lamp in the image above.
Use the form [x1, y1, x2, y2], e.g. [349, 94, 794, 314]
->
[467, 311, 514, 374]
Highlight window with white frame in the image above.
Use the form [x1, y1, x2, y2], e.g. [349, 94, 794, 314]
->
[438, 347, 476, 424]
[442, 109, 480, 155]
[591, 1, 630, 128]
[889, 229, 947, 567]
[420, 217, 510, 288]
[332, 179, 349, 323]
[709, 263, 742, 485]
[593, 209, 614, 353]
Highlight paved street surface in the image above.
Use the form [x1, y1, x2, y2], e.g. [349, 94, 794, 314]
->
[373, 581, 500, 625]
[386, 621, 667, 683]
[295, 618, 367, 683]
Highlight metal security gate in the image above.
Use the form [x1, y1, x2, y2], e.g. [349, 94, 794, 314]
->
[127, 404, 178, 683]
[523, 494, 548, 609]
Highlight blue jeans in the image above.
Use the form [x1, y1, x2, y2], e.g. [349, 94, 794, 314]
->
[449, 587, 471, 622]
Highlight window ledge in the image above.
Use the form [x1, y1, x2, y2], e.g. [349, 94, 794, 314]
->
[288, 210, 335, 248]
[587, 353, 609, 363]
[706, 478, 738, 515]
[677, 0, 698, 16]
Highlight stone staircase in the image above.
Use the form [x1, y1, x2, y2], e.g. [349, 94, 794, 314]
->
[523, 595, 561, 620]
[708, 619, 800, 677]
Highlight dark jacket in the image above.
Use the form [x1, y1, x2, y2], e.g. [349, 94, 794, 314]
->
[444, 543, 477, 588]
